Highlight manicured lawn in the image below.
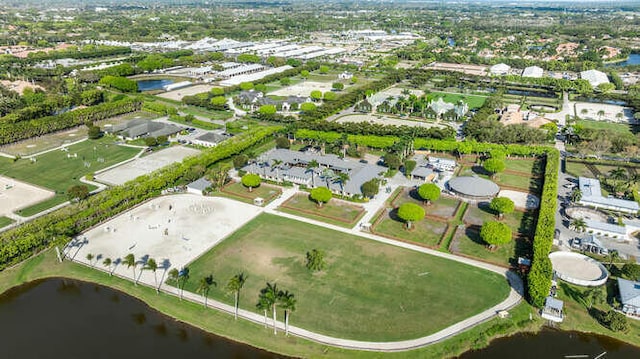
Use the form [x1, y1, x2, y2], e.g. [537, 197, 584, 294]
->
[463, 203, 527, 236]
[218, 181, 282, 205]
[279, 193, 365, 228]
[183, 214, 510, 341]
[576, 119, 633, 135]
[505, 159, 538, 174]
[373, 211, 447, 247]
[566, 161, 594, 178]
[0, 137, 140, 214]
[458, 166, 539, 192]
[0, 216, 14, 228]
[452, 226, 520, 267]
[391, 188, 461, 219]
[426, 92, 487, 109]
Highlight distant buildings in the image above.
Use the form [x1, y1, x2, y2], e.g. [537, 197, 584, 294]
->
[522, 66, 544, 78]
[105, 119, 182, 140]
[489, 63, 510, 76]
[580, 69, 610, 88]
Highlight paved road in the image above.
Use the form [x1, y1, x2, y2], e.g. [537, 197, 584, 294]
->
[68, 184, 524, 352]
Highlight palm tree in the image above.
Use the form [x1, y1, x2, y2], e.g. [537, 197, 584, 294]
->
[197, 274, 216, 307]
[278, 290, 296, 336]
[609, 168, 627, 181]
[570, 188, 582, 203]
[145, 258, 159, 292]
[178, 267, 190, 300]
[86, 253, 94, 267]
[122, 253, 137, 284]
[333, 172, 350, 196]
[570, 218, 587, 232]
[597, 109, 605, 120]
[226, 272, 248, 320]
[607, 250, 621, 270]
[260, 282, 280, 335]
[168, 268, 179, 292]
[306, 160, 319, 187]
[271, 159, 283, 183]
[256, 296, 270, 328]
[102, 257, 112, 275]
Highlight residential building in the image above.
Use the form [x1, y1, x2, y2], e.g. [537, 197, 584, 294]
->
[187, 177, 212, 196]
[192, 133, 230, 148]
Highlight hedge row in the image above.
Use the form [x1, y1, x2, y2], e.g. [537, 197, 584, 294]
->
[0, 127, 279, 271]
[0, 98, 141, 145]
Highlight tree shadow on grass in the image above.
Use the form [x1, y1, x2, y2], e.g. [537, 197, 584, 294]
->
[471, 165, 492, 176]
[559, 282, 586, 307]
[465, 225, 485, 245]
[478, 201, 496, 216]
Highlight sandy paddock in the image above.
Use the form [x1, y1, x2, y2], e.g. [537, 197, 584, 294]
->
[269, 81, 334, 97]
[550, 253, 607, 282]
[64, 195, 262, 287]
[0, 175, 54, 216]
[336, 114, 449, 129]
[95, 146, 200, 186]
[498, 190, 540, 210]
[157, 84, 215, 102]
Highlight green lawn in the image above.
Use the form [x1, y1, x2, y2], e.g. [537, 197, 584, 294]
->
[505, 159, 538, 174]
[453, 227, 520, 267]
[218, 182, 282, 205]
[182, 214, 510, 341]
[279, 193, 365, 228]
[373, 212, 447, 247]
[463, 204, 528, 237]
[0, 137, 140, 215]
[576, 119, 634, 135]
[458, 166, 540, 192]
[426, 92, 487, 109]
[0, 216, 14, 228]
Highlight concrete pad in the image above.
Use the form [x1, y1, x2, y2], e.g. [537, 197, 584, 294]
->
[95, 146, 200, 186]
[498, 190, 540, 210]
[65, 195, 262, 286]
[0, 175, 54, 216]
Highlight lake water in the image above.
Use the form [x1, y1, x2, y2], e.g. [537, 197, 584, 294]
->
[2, 278, 639, 359]
[459, 328, 640, 358]
[606, 53, 640, 67]
[137, 79, 174, 91]
[0, 278, 282, 359]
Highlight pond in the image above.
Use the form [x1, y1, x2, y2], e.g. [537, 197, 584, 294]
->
[137, 79, 174, 91]
[0, 278, 282, 359]
[605, 53, 640, 67]
[459, 328, 640, 358]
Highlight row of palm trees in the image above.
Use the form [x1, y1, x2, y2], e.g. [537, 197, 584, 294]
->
[86, 253, 296, 335]
[257, 282, 297, 336]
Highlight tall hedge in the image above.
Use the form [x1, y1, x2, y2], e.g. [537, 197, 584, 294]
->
[0, 127, 279, 271]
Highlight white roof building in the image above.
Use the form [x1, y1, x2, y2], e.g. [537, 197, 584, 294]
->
[490, 63, 511, 76]
[522, 66, 544, 78]
[580, 69, 609, 87]
[578, 177, 639, 214]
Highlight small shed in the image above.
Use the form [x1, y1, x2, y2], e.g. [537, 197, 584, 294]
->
[254, 197, 264, 206]
[187, 177, 212, 196]
[541, 296, 564, 322]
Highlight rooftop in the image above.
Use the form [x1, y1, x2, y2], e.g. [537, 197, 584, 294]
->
[448, 175, 500, 198]
[618, 278, 640, 307]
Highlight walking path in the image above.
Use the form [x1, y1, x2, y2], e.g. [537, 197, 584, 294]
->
[68, 183, 524, 352]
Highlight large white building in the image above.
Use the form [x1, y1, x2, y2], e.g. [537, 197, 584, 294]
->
[580, 69, 610, 87]
[490, 63, 510, 76]
[522, 66, 544, 78]
[578, 177, 639, 214]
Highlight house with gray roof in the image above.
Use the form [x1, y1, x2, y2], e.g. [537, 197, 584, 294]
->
[241, 148, 386, 197]
[618, 278, 640, 317]
[192, 132, 231, 148]
[187, 177, 212, 195]
[106, 119, 183, 140]
[541, 296, 564, 322]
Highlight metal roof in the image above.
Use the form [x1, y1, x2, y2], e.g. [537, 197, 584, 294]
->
[618, 278, 640, 307]
[545, 296, 564, 311]
[448, 176, 500, 197]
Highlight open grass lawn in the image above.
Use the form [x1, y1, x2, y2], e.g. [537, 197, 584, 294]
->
[183, 214, 509, 341]
[463, 203, 528, 237]
[219, 182, 281, 205]
[576, 119, 634, 135]
[566, 161, 594, 178]
[391, 188, 461, 219]
[426, 92, 487, 109]
[373, 212, 447, 247]
[0, 216, 15, 228]
[0, 248, 543, 359]
[279, 193, 365, 228]
[453, 226, 521, 267]
[458, 165, 539, 192]
[505, 158, 538, 174]
[0, 137, 140, 215]
[181, 106, 233, 122]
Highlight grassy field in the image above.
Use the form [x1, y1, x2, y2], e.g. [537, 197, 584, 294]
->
[426, 92, 487, 109]
[0, 137, 140, 215]
[576, 119, 634, 135]
[373, 211, 448, 247]
[0, 216, 15, 228]
[458, 166, 540, 192]
[279, 193, 365, 228]
[183, 214, 510, 341]
[452, 227, 522, 267]
[0, 248, 544, 359]
[218, 181, 282, 205]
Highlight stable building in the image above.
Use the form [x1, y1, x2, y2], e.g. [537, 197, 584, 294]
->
[618, 278, 640, 317]
[578, 177, 639, 214]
